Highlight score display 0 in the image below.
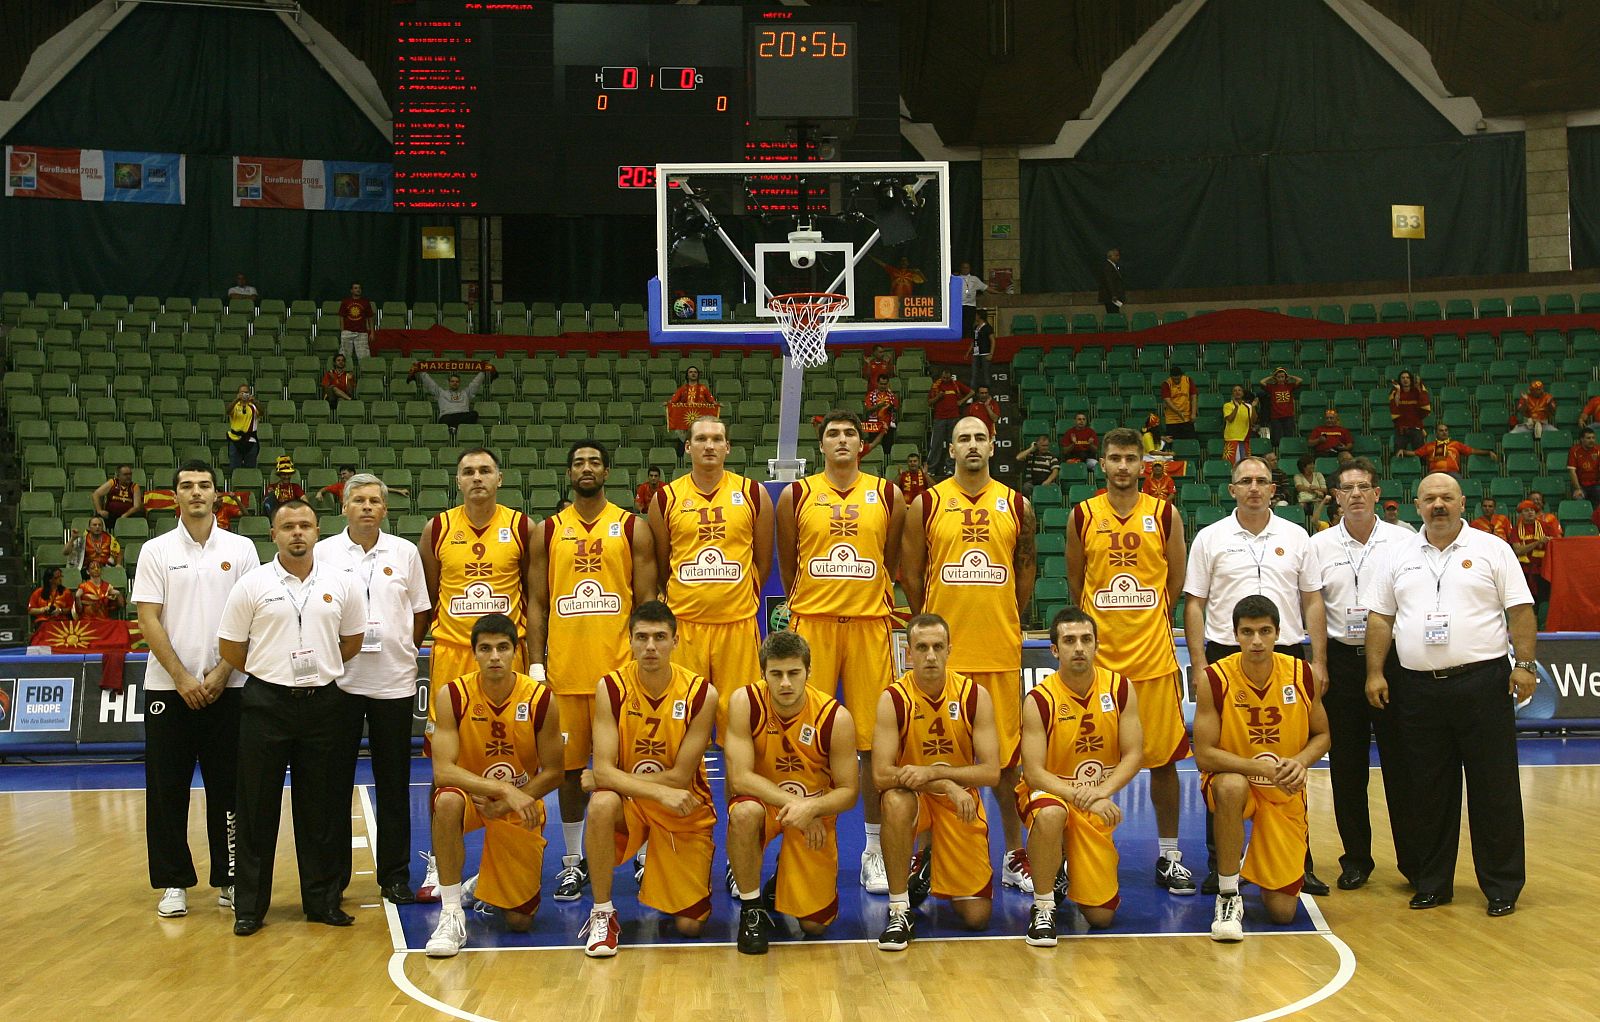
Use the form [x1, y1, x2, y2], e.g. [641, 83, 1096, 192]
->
[597, 66, 706, 91]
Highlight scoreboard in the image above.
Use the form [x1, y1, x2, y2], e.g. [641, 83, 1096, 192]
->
[393, 3, 900, 215]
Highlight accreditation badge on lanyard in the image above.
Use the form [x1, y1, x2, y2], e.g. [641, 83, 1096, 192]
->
[1344, 607, 1368, 641]
[361, 557, 383, 652]
[283, 573, 321, 685]
[1424, 613, 1451, 646]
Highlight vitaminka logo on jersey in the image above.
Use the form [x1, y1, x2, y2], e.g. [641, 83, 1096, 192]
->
[448, 580, 511, 617]
[808, 543, 877, 580]
[938, 549, 1008, 585]
[1091, 573, 1158, 611]
[555, 579, 622, 617]
[677, 548, 743, 584]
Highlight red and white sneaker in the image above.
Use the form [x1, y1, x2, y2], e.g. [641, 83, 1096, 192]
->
[581, 907, 620, 958]
[416, 851, 441, 903]
[1002, 847, 1035, 893]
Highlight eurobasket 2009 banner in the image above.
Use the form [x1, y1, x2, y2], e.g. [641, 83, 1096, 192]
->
[4, 145, 185, 204]
[231, 156, 392, 211]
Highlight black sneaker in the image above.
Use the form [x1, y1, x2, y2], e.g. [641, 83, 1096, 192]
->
[1201, 871, 1220, 896]
[737, 904, 771, 956]
[725, 865, 740, 900]
[878, 908, 915, 951]
[761, 874, 778, 913]
[553, 857, 589, 902]
[633, 851, 647, 886]
[908, 850, 933, 908]
[1025, 903, 1057, 947]
[1156, 854, 1198, 896]
[1054, 864, 1069, 904]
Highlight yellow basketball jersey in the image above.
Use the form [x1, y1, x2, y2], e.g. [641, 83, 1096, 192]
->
[787, 472, 893, 619]
[922, 478, 1021, 671]
[744, 680, 841, 798]
[1205, 653, 1312, 804]
[886, 669, 979, 769]
[440, 670, 552, 796]
[1074, 492, 1179, 679]
[544, 502, 636, 696]
[432, 504, 530, 648]
[660, 471, 760, 623]
[1027, 667, 1129, 788]
[604, 661, 713, 805]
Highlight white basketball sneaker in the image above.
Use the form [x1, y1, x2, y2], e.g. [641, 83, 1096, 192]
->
[860, 850, 889, 895]
[425, 907, 468, 958]
[417, 851, 441, 903]
[157, 887, 188, 918]
[217, 885, 235, 909]
[1211, 893, 1245, 943]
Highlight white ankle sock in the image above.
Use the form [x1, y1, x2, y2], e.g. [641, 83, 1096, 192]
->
[888, 892, 910, 912]
[563, 821, 584, 859]
[864, 824, 881, 855]
[1159, 838, 1180, 860]
[441, 883, 462, 912]
[593, 900, 614, 914]
[1219, 873, 1240, 895]
[1034, 893, 1056, 911]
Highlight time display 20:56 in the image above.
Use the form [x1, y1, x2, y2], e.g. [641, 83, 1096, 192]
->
[754, 29, 849, 58]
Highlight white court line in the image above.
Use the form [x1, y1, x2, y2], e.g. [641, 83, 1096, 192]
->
[1232, 893, 1358, 1022]
[356, 784, 409, 954]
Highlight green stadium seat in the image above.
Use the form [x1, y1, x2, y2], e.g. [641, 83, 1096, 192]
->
[1316, 304, 1345, 324]
[1070, 313, 1100, 333]
[1378, 301, 1409, 323]
[1009, 314, 1038, 335]
[1443, 299, 1474, 320]
[1477, 297, 1507, 318]
[1509, 295, 1541, 317]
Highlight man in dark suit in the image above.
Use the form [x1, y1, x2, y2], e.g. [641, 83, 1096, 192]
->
[1095, 248, 1125, 315]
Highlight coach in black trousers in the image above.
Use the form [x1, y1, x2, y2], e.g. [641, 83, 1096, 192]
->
[133, 460, 261, 917]
[1308, 458, 1417, 889]
[218, 500, 368, 936]
[1364, 473, 1534, 916]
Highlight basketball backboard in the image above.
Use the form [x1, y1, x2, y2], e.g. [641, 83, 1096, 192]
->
[649, 161, 958, 346]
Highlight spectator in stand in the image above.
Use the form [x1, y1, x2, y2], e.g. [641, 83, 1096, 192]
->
[1396, 422, 1499, 479]
[963, 385, 1001, 435]
[957, 261, 987, 338]
[1262, 451, 1292, 507]
[1388, 371, 1431, 451]
[1160, 366, 1198, 439]
[316, 466, 356, 510]
[1013, 435, 1060, 498]
[1511, 500, 1560, 609]
[1258, 368, 1305, 446]
[969, 309, 994, 390]
[338, 282, 375, 366]
[1143, 460, 1176, 501]
[896, 452, 931, 503]
[1293, 455, 1328, 529]
[864, 345, 896, 390]
[29, 567, 73, 621]
[74, 562, 125, 621]
[227, 273, 259, 307]
[873, 255, 925, 298]
[93, 464, 145, 529]
[226, 384, 263, 471]
[926, 370, 972, 477]
[1580, 390, 1600, 429]
[864, 378, 901, 457]
[1141, 413, 1171, 457]
[1510, 380, 1556, 438]
[321, 353, 354, 411]
[664, 365, 719, 454]
[1308, 409, 1354, 457]
[1221, 384, 1254, 464]
[1381, 500, 1416, 532]
[1095, 247, 1125, 314]
[634, 465, 664, 515]
[1471, 497, 1514, 543]
[1526, 491, 1563, 537]
[261, 457, 305, 520]
[419, 370, 489, 441]
[1567, 427, 1600, 507]
[65, 514, 123, 571]
[1060, 412, 1099, 470]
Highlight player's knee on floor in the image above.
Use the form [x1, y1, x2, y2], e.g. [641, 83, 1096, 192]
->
[952, 898, 992, 930]
[1263, 891, 1299, 925]
[1080, 905, 1116, 929]
[674, 915, 705, 937]
[503, 910, 534, 932]
[880, 787, 918, 824]
[798, 919, 829, 937]
[1211, 772, 1250, 808]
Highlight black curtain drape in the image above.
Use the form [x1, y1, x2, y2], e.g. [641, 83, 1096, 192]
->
[1571, 126, 1600, 271]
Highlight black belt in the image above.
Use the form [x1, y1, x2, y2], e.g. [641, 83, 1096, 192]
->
[248, 675, 332, 698]
[1329, 641, 1366, 658]
[1413, 658, 1504, 680]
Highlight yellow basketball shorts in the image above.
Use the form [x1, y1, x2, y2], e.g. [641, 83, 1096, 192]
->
[554, 694, 593, 772]
[1203, 775, 1308, 896]
[1129, 671, 1192, 769]
[427, 640, 527, 700]
[732, 795, 839, 925]
[964, 669, 1022, 770]
[913, 789, 993, 900]
[1016, 786, 1121, 910]
[671, 616, 760, 735]
[791, 613, 893, 751]
[614, 797, 716, 920]
[432, 786, 546, 915]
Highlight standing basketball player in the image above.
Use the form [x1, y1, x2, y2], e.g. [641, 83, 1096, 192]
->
[902, 415, 1037, 890]
[648, 416, 773, 730]
[1066, 427, 1195, 895]
[424, 614, 564, 957]
[418, 447, 535, 899]
[527, 440, 657, 903]
[581, 601, 718, 957]
[776, 409, 904, 894]
[725, 630, 859, 954]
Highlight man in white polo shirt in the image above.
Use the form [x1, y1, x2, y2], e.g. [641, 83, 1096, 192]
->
[1184, 455, 1328, 895]
[134, 459, 261, 919]
[1308, 457, 1417, 891]
[1363, 473, 1535, 917]
[218, 500, 367, 937]
[316, 474, 432, 906]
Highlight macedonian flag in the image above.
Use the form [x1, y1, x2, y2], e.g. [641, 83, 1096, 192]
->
[31, 618, 132, 653]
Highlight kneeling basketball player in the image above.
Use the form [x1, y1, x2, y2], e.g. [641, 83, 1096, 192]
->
[581, 601, 718, 957]
[725, 630, 860, 954]
[424, 614, 564, 957]
[1196, 595, 1330, 942]
[873, 613, 1001, 951]
[1017, 609, 1143, 947]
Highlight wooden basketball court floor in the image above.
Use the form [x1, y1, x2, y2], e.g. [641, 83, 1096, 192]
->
[3, 738, 1597, 1021]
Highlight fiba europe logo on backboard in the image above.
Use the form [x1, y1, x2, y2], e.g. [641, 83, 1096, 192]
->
[672, 296, 696, 320]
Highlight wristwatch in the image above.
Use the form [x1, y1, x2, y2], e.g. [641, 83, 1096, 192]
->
[1512, 660, 1537, 673]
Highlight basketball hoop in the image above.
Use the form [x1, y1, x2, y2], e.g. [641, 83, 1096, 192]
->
[768, 292, 849, 369]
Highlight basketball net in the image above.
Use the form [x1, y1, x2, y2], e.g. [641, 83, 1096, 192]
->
[768, 292, 848, 369]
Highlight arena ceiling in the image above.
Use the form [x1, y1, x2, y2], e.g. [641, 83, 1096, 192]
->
[4, 1, 1599, 148]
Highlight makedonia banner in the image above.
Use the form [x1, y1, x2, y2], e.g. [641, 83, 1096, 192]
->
[232, 156, 392, 211]
[5, 145, 185, 204]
